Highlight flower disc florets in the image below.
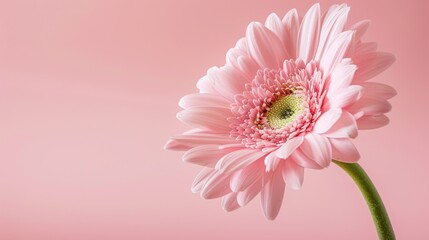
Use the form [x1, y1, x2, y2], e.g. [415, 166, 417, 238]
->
[230, 60, 325, 149]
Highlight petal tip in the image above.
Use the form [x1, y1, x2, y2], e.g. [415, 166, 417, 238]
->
[164, 140, 173, 150]
[176, 111, 184, 121]
[246, 21, 262, 33]
[289, 184, 301, 190]
[164, 139, 187, 151]
[178, 97, 186, 109]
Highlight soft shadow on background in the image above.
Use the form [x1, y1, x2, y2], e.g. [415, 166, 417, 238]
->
[1, 0, 428, 239]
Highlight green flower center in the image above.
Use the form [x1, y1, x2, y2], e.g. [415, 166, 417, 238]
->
[267, 94, 303, 129]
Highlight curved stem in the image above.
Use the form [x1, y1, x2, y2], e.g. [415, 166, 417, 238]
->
[333, 160, 395, 240]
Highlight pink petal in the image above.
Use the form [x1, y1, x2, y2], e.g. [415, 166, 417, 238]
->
[349, 19, 371, 41]
[196, 76, 217, 94]
[215, 149, 266, 173]
[225, 41, 260, 82]
[218, 144, 244, 150]
[315, 4, 350, 60]
[329, 138, 360, 163]
[348, 97, 392, 116]
[291, 148, 323, 169]
[200, 171, 233, 199]
[356, 115, 390, 130]
[300, 133, 332, 168]
[297, 3, 321, 63]
[230, 161, 263, 192]
[226, 38, 248, 68]
[221, 192, 240, 212]
[354, 52, 396, 82]
[179, 93, 230, 109]
[165, 130, 237, 151]
[275, 136, 304, 159]
[282, 8, 299, 59]
[265, 13, 286, 46]
[327, 85, 363, 109]
[354, 42, 378, 56]
[319, 30, 354, 75]
[328, 58, 357, 95]
[282, 59, 296, 75]
[164, 139, 191, 151]
[237, 179, 262, 207]
[177, 107, 232, 132]
[360, 82, 397, 100]
[283, 159, 304, 190]
[235, 37, 248, 52]
[246, 22, 287, 69]
[264, 151, 281, 172]
[313, 108, 342, 134]
[191, 168, 216, 193]
[323, 111, 358, 138]
[207, 66, 248, 101]
[236, 55, 259, 80]
[261, 165, 286, 220]
[183, 145, 238, 167]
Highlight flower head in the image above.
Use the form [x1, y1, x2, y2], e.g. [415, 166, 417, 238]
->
[165, 3, 396, 220]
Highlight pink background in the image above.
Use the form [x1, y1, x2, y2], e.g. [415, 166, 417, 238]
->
[0, 0, 428, 239]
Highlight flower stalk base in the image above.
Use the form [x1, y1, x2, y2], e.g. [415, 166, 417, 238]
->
[333, 160, 395, 240]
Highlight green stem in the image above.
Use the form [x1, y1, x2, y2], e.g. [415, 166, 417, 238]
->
[333, 160, 395, 240]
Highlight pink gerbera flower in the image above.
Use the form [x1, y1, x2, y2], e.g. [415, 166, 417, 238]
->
[165, 3, 396, 220]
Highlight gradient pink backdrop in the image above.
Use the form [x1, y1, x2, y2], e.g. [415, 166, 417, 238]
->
[0, 0, 428, 239]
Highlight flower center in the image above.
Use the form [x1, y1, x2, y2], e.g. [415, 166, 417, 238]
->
[266, 94, 303, 129]
[229, 60, 325, 149]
